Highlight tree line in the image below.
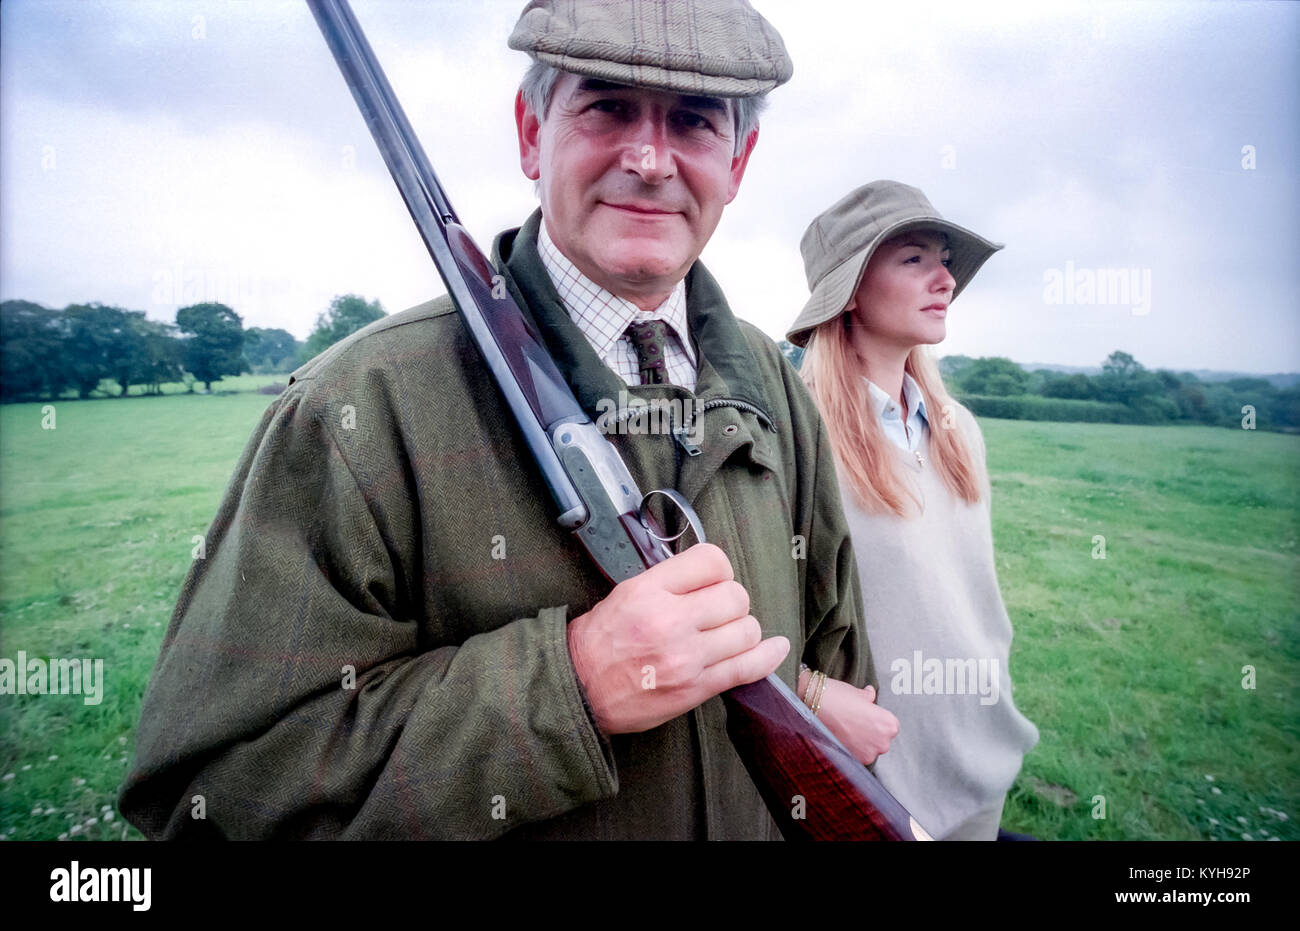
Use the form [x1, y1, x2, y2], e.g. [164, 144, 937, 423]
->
[0, 295, 385, 402]
[778, 345, 1300, 433]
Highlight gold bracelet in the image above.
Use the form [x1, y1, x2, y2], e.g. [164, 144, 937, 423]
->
[810, 671, 828, 716]
[798, 663, 811, 702]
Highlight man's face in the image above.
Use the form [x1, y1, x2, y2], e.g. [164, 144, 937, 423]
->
[516, 72, 757, 308]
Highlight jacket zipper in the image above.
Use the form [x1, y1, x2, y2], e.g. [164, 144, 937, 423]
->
[597, 398, 776, 456]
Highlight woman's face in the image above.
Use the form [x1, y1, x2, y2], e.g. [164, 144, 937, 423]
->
[847, 230, 956, 350]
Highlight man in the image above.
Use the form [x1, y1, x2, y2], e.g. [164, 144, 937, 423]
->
[120, 0, 875, 840]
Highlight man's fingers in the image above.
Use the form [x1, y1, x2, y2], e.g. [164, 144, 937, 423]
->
[693, 614, 763, 667]
[700, 634, 789, 695]
[863, 685, 876, 702]
[648, 542, 734, 595]
[683, 579, 750, 631]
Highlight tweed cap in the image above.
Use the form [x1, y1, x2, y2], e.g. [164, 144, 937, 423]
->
[509, 0, 793, 97]
[785, 180, 1004, 348]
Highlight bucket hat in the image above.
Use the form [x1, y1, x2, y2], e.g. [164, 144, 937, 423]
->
[785, 180, 1003, 347]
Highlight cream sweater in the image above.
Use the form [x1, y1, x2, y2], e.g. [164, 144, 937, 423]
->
[837, 405, 1038, 839]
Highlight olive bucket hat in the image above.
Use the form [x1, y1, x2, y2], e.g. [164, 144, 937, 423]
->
[785, 180, 1004, 348]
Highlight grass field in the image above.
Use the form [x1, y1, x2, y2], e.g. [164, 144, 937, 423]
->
[1, 384, 1296, 841]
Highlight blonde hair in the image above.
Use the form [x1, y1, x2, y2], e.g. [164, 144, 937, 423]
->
[801, 314, 982, 516]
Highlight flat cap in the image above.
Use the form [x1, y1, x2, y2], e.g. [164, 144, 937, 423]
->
[509, 0, 793, 97]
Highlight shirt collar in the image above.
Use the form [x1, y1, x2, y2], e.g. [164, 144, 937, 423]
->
[493, 209, 777, 425]
[536, 219, 695, 367]
[863, 372, 929, 425]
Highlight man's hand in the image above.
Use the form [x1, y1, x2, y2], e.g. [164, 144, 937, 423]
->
[800, 668, 899, 765]
[566, 543, 790, 735]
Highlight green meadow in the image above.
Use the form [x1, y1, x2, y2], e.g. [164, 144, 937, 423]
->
[1, 382, 1296, 840]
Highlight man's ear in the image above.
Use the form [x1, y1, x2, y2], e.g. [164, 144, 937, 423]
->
[515, 89, 541, 181]
[724, 122, 759, 205]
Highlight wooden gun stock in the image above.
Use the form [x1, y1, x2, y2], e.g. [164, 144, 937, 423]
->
[724, 676, 930, 840]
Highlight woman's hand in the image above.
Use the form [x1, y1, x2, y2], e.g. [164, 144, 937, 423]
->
[800, 669, 899, 765]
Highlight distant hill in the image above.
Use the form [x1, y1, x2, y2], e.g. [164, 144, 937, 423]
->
[987, 361, 1300, 390]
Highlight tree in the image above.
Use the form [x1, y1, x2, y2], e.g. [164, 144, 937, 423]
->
[302, 295, 386, 362]
[1097, 351, 1163, 406]
[1173, 379, 1212, 423]
[244, 327, 301, 373]
[960, 357, 1031, 396]
[176, 302, 247, 392]
[105, 310, 156, 398]
[777, 339, 804, 371]
[61, 303, 131, 398]
[1040, 372, 1097, 400]
[1101, 350, 1141, 380]
[939, 354, 975, 385]
[139, 319, 184, 394]
[1, 300, 70, 401]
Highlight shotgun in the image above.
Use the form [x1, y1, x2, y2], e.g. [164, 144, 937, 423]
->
[306, 0, 930, 841]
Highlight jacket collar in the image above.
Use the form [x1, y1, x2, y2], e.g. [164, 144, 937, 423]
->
[492, 209, 775, 423]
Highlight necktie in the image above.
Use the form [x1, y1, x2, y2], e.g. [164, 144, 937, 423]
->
[625, 319, 672, 386]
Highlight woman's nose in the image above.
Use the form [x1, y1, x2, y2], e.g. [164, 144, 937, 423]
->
[934, 264, 956, 292]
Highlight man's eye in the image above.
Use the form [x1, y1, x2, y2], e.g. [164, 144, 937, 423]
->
[591, 99, 628, 115]
[903, 255, 921, 264]
[941, 258, 952, 268]
[675, 111, 714, 131]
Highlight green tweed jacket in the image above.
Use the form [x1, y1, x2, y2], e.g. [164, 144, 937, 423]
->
[119, 211, 872, 840]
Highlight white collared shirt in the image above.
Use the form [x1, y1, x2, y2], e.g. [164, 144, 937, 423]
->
[864, 373, 929, 453]
[537, 220, 698, 391]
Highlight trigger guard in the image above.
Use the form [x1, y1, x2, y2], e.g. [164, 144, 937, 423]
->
[639, 488, 707, 546]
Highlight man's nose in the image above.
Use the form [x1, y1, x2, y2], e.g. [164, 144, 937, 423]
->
[620, 114, 676, 183]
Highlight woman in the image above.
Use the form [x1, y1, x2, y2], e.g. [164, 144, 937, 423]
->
[785, 180, 1039, 841]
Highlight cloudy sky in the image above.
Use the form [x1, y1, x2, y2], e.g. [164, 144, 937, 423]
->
[2, 0, 1297, 373]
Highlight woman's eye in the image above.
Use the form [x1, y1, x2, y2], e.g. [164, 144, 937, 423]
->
[941, 258, 952, 268]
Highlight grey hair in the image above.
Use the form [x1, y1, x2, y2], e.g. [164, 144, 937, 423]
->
[519, 60, 765, 158]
